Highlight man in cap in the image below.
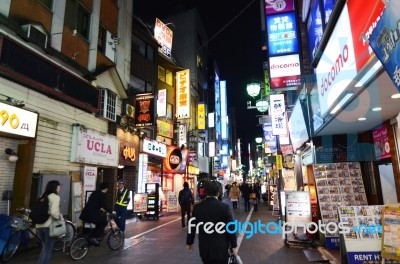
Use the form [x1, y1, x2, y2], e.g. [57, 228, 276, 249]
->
[114, 179, 131, 232]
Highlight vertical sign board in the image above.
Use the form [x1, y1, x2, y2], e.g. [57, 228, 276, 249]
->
[270, 94, 287, 135]
[137, 154, 148, 193]
[381, 206, 400, 261]
[369, 0, 400, 93]
[157, 89, 167, 117]
[154, 18, 173, 58]
[307, 0, 323, 63]
[135, 93, 155, 127]
[269, 55, 301, 88]
[83, 166, 97, 204]
[266, 12, 299, 56]
[197, 103, 206, 130]
[372, 124, 391, 161]
[285, 191, 311, 225]
[176, 69, 190, 119]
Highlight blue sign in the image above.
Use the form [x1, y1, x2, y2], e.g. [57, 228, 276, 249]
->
[369, 1, 400, 93]
[322, 0, 336, 27]
[347, 252, 381, 264]
[325, 237, 340, 250]
[307, 0, 323, 62]
[266, 12, 299, 56]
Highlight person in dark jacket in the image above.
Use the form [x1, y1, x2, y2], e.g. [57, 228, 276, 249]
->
[251, 183, 262, 212]
[241, 182, 252, 212]
[80, 182, 112, 245]
[187, 181, 237, 264]
[179, 182, 194, 228]
[114, 180, 130, 232]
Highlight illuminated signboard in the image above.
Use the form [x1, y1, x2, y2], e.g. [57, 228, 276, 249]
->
[270, 94, 287, 135]
[269, 54, 301, 88]
[323, 0, 336, 27]
[307, 0, 323, 63]
[220, 80, 227, 140]
[265, 0, 295, 15]
[143, 138, 167, 158]
[154, 18, 173, 58]
[156, 120, 173, 138]
[176, 69, 190, 119]
[163, 146, 185, 173]
[208, 112, 215, 128]
[157, 89, 167, 117]
[208, 142, 215, 157]
[135, 93, 155, 127]
[266, 12, 299, 56]
[288, 100, 309, 151]
[138, 154, 148, 193]
[0, 102, 38, 138]
[197, 103, 206, 130]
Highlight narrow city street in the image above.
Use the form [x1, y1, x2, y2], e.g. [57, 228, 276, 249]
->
[8, 198, 339, 264]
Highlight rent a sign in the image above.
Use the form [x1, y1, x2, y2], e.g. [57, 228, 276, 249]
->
[70, 126, 119, 167]
[0, 102, 38, 138]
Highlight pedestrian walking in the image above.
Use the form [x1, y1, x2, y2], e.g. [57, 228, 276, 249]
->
[114, 180, 131, 232]
[187, 181, 238, 264]
[36, 180, 62, 264]
[241, 182, 251, 212]
[178, 182, 194, 229]
[229, 182, 240, 211]
[80, 182, 112, 246]
[251, 183, 261, 212]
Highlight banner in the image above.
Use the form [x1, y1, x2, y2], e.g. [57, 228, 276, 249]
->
[133, 193, 148, 212]
[369, 1, 400, 93]
[167, 191, 179, 212]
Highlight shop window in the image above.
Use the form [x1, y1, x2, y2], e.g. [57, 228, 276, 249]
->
[99, 89, 117, 121]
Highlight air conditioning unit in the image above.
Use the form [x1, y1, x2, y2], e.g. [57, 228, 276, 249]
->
[21, 24, 48, 49]
[126, 104, 135, 118]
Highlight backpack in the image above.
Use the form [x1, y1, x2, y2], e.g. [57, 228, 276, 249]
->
[30, 195, 49, 224]
[179, 189, 192, 205]
[199, 187, 205, 197]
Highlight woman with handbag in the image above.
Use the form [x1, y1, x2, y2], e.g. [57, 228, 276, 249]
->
[229, 182, 241, 211]
[35, 180, 62, 264]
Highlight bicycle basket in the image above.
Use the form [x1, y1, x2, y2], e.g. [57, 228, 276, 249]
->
[10, 217, 30, 231]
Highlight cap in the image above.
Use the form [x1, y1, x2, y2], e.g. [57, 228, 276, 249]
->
[117, 180, 125, 184]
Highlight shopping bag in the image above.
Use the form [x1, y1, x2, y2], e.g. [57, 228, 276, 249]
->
[228, 254, 243, 264]
[49, 218, 66, 238]
[249, 193, 256, 199]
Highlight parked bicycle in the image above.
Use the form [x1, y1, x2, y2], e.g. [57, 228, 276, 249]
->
[0, 208, 76, 262]
[53, 218, 76, 252]
[69, 212, 124, 260]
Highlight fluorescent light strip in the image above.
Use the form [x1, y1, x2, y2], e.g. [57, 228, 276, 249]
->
[355, 60, 382, 87]
[330, 93, 353, 114]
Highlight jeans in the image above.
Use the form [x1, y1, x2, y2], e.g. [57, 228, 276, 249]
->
[37, 227, 55, 264]
[180, 205, 191, 227]
[115, 206, 128, 231]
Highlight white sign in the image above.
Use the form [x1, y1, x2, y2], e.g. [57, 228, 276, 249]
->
[209, 142, 215, 157]
[83, 165, 97, 199]
[143, 138, 167, 158]
[0, 102, 38, 138]
[316, 4, 357, 116]
[154, 18, 173, 58]
[285, 191, 311, 224]
[70, 126, 119, 167]
[157, 89, 167, 117]
[133, 193, 148, 212]
[138, 154, 148, 193]
[167, 191, 179, 212]
[270, 94, 288, 135]
[269, 54, 301, 78]
[176, 69, 190, 119]
[178, 124, 187, 148]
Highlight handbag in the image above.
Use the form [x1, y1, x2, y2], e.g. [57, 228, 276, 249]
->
[49, 217, 66, 238]
[228, 254, 243, 264]
[249, 193, 256, 199]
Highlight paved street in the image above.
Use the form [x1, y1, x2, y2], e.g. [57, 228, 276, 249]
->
[7, 198, 340, 264]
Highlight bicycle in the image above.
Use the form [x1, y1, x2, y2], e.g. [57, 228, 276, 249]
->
[0, 208, 76, 262]
[69, 212, 125, 260]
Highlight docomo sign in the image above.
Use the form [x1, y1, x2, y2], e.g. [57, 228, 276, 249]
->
[316, 4, 357, 116]
[0, 102, 38, 138]
[269, 54, 301, 88]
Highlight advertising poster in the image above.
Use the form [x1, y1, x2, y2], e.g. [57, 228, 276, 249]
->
[133, 193, 148, 213]
[266, 12, 299, 55]
[167, 191, 179, 212]
[373, 124, 391, 160]
[370, 2, 400, 90]
[83, 165, 97, 201]
[285, 191, 311, 225]
[382, 207, 400, 261]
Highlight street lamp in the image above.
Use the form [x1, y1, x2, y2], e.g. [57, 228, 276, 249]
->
[246, 83, 261, 97]
[256, 97, 269, 113]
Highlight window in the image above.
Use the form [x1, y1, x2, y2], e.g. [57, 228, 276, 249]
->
[132, 35, 155, 62]
[37, 0, 53, 10]
[65, 0, 91, 39]
[98, 25, 106, 53]
[130, 75, 153, 93]
[99, 89, 117, 121]
[166, 69, 173, 86]
[146, 45, 154, 62]
[158, 66, 166, 82]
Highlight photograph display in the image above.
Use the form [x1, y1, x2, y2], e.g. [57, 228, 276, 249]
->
[314, 162, 368, 237]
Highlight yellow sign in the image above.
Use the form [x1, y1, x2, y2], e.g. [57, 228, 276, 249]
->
[276, 155, 283, 170]
[197, 103, 206, 129]
[157, 120, 173, 138]
[381, 206, 400, 260]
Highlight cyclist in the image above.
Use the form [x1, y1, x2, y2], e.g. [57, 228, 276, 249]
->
[80, 182, 112, 246]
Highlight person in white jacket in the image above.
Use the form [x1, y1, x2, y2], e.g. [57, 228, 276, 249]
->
[35, 180, 62, 264]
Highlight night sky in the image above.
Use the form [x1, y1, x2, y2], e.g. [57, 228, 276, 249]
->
[133, 0, 265, 158]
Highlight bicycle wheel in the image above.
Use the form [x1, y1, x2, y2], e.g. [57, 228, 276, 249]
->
[1, 231, 21, 263]
[107, 229, 125, 250]
[69, 237, 89, 260]
[53, 221, 76, 251]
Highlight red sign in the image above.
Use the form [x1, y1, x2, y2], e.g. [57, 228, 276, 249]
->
[135, 93, 155, 127]
[372, 124, 391, 160]
[347, 0, 385, 71]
